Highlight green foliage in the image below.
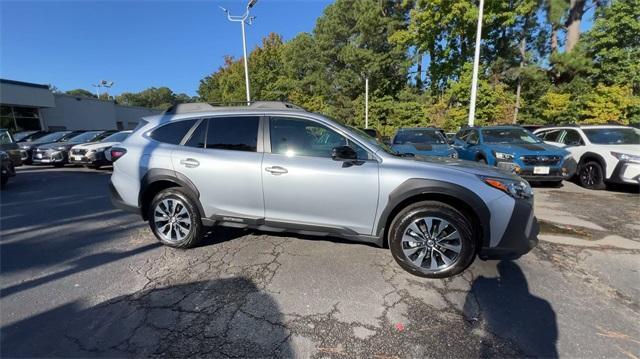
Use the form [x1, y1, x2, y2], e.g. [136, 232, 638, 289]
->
[66, 89, 97, 98]
[116, 87, 195, 110]
[197, 0, 639, 131]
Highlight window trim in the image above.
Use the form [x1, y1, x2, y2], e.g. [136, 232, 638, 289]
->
[265, 115, 378, 162]
[145, 118, 200, 146]
[179, 115, 264, 153]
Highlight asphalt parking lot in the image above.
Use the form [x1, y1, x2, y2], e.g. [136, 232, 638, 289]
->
[1, 166, 639, 358]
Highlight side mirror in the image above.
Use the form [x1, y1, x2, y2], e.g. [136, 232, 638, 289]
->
[331, 145, 357, 161]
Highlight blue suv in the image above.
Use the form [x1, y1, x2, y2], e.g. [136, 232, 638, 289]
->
[391, 127, 458, 158]
[452, 126, 577, 183]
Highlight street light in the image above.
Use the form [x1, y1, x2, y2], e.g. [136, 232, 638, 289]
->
[92, 80, 115, 98]
[468, 0, 484, 127]
[220, 0, 258, 105]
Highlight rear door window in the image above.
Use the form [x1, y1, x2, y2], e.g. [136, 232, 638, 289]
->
[184, 120, 207, 149]
[149, 119, 198, 145]
[206, 117, 259, 152]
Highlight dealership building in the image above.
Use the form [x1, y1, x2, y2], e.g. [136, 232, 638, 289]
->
[0, 79, 161, 132]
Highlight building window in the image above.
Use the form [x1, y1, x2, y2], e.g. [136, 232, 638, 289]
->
[0, 105, 42, 132]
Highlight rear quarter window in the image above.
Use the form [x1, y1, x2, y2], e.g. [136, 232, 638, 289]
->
[149, 119, 198, 145]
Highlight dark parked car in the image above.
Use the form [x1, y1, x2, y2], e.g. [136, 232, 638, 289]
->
[391, 127, 458, 158]
[0, 129, 23, 167]
[33, 130, 115, 167]
[19, 131, 84, 164]
[359, 128, 383, 142]
[0, 150, 16, 188]
[13, 130, 49, 143]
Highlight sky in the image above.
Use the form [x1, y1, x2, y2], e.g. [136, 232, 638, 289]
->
[0, 0, 332, 96]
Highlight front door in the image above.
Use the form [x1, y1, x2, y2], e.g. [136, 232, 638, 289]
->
[171, 116, 264, 220]
[261, 116, 379, 235]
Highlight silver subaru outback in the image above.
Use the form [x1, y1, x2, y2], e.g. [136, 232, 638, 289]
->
[110, 102, 538, 278]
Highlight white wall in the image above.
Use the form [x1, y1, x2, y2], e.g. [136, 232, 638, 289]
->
[41, 94, 162, 130]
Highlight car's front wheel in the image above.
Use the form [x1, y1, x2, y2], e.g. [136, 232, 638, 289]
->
[578, 161, 605, 190]
[148, 188, 204, 248]
[388, 201, 476, 278]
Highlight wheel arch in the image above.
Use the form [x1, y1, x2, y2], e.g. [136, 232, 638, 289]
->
[578, 151, 607, 172]
[377, 179, 490, 250]
[139, 169, 204, 221]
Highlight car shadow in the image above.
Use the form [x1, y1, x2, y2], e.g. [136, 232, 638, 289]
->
[1, 278, 291, 357]
[464, 260, 558, 358]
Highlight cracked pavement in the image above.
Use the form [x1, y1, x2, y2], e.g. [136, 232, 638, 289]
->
[1, 167, 639, 357]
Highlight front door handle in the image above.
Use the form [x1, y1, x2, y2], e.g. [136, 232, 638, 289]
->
[180, 158, 200, 168]
[265, 166, 288, 175]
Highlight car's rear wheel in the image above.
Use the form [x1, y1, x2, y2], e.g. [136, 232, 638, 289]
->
[578, 161, 605, 190]
[148, 188, 204, 248]
[477, 157, 487, 164]
[388, 201, 476, 278]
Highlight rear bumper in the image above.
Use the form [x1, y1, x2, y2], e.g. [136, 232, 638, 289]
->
[109, 181, 141, 215]
[479, 199, 538, 260]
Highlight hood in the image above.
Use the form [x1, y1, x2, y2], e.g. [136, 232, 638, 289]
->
[37, 142, 76, 151]
[72, 141, 119, 151]
[596, 144, 640, 156]
[392, 143, 453, 155]
[407, 155, 522, 181]
[487, 142, 567, 155]
[20, 141, 58, 150]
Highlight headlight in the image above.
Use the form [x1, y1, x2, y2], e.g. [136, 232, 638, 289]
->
[611, 152, 640, 164]
[494, 151, 514, 160]
[480, 176, 532, 199]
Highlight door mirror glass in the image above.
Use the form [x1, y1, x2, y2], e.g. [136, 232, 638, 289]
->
[331, 145, 357, 161]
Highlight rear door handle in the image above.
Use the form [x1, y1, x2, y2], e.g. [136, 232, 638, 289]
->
[180, 158, 200, 168]
[265, 166, 288, 175]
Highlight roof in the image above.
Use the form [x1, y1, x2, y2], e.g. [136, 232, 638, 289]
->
[0, 78, 50, 90]
[163, 101, 305, 115]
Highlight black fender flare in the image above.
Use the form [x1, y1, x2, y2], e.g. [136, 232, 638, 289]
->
[578, 151, 607, 172]
[375, 178, 491, 247]
[139, 169, 205, 219]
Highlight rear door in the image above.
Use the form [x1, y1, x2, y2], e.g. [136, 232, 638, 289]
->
[261, 116, 379, 235]
[171, 116, 265, 220]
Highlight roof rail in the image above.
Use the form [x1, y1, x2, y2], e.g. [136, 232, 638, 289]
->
[164, 103, 217, 114]
[248, 101, 305, 110]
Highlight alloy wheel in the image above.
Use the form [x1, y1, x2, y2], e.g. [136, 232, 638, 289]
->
[401, 216, 462, 272]
[153, 198, 192, 243]
[580, 164, 600, 187]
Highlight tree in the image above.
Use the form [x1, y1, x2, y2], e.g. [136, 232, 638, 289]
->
[116, 87, 195, 110]
[66, 89, 97, 98]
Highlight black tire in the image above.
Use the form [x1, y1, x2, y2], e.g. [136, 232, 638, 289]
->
[388, 201, 476, 278]
[84, 164, 101, 170]
[148, 188, 204, 248]
[477, 157, 487, 164]
[578, 161, 605, 190]
[1, 176, 8, 189]
[53, 163, 64, 168]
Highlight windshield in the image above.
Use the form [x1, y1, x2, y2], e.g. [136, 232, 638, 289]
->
[393, 130, 446, 145]
[67, 131, 101, 144]
[482, 128, 541, 144]
[33, 132, 69, 143]
[582, 128, 640, 145]
[0, 130, 13, 145]
[13, 131, 35, 142]
[101, 132, 130, 143]
[348, 126, 398, 155]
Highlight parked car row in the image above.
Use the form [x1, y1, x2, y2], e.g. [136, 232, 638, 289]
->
[15, 129, 131, 169]
[365, 124, 638, 190]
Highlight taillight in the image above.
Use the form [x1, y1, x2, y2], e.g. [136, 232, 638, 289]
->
[110, 147, 127, 162]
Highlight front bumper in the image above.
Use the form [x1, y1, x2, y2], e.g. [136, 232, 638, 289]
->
[479, 198, 538, 260]
[1, 160, 16, 178]
[608, 161, 640, 185]
[68, 151, 108, 166]
[32, 150, 66, 164]
[496, 157, 577, 182]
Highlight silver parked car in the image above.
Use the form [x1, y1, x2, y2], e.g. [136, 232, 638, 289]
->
[110, 102, 538, 278]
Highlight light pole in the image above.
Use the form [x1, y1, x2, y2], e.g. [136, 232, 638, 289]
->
[220, 0, 257, 106]
[468, 0, 484, 127]
[365, 76, 369, 129]
[92, 80, 114, 98]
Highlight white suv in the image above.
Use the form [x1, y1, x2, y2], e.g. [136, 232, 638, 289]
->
[534, 125, 640, 189]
